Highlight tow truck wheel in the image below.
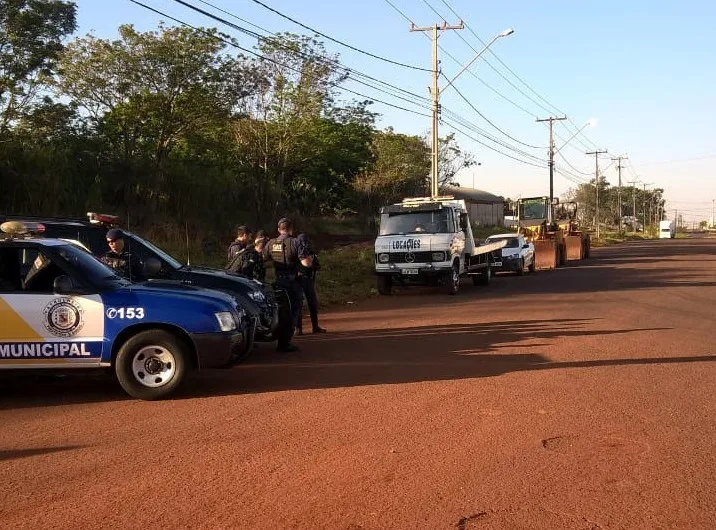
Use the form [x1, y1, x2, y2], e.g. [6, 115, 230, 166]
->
[115, 330, 189, 400]
[377, 275, 392, 295]
[473, 265, 491, 286]
[447, 263, 460, 295]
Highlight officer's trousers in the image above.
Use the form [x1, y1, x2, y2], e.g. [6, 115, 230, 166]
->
[276, 275, 304, 330]
[298, 274, 319, 330]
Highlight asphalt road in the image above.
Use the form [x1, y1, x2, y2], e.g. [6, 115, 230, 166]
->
[2, 237, 715, 530]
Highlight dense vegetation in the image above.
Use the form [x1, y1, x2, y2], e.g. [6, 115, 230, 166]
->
[0, 0, 480, 242]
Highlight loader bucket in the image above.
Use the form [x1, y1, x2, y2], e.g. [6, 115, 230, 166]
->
[533, 239, 558, 270]
[565, 235, 584, 261]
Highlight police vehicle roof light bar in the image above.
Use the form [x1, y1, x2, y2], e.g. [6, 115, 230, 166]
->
[87, 212, 121, 226]
[0, 221, 46, 236]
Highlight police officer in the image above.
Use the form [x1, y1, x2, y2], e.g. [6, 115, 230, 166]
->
[296, 233, 326, 335]
[263, 218, 311, 352]
[101, 228, 146, 281]
[226, 226, 260, 280]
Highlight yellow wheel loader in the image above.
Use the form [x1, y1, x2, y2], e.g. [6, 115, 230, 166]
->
[516, 197, 566, 270]
[555, 202, 591, 260]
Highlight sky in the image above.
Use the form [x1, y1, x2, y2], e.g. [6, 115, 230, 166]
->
[73, 0, 716, 223]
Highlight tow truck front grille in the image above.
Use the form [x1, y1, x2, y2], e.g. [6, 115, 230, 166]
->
[387, 251, 434, 264]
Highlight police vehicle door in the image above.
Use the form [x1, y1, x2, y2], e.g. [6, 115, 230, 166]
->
[0, 245, 105, 368]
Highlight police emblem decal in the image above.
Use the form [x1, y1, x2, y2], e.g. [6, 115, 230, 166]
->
[43, 298, 84, 338]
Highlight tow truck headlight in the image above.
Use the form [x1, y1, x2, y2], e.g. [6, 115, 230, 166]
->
[377, 253, 389, 264]
[215, 311, 236, 332]
[432, 252, 446, 262]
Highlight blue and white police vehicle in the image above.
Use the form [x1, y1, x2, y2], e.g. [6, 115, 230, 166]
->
[0, 222, 251, 400]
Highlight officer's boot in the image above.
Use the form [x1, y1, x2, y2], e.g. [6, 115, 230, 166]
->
[311, 313, 326, 334]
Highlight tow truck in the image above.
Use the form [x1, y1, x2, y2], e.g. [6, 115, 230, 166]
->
[0, 221, 251, 400]
[374, 196, 506, 295]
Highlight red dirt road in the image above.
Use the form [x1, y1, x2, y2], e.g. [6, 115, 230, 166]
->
[2, 238, 716, 529]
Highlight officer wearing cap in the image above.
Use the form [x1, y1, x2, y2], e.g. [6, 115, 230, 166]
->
[101, 228, 146, 281]
[263, 218, 311, 352]
[226, 225, 260, 280]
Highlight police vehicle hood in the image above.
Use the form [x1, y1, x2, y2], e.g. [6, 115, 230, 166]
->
[374, 233, 455, 253]
[117, 281, 237, 311]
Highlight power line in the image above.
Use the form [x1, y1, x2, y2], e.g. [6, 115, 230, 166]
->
[174, 0, 431, 106]
[441, 117, 547, 168]
[240, 0, 430, 71]
[128, 0, 432, 117]
[448, 81, 545, 149]
[381, 0, 540, 119]
[436, 0, 602, 151]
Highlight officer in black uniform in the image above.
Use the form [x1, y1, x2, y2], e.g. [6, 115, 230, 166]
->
[101, 228, 146, 281]
[226, 225, 260, 279]
[263, 218, 311, 352]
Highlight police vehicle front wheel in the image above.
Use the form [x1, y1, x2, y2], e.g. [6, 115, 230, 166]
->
[115, 330, 189, 400]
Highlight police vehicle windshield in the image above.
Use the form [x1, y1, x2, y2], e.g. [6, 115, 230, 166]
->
[56, 244, 129, 288]
[130, 234, 183, 270]
[487, 236, 519, 248]
[380, 210, 451, 236]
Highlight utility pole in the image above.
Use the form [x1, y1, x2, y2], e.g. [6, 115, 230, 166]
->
[410, 21, 464, 198]
[536, 116, 567, 222]
[611, 155, 628, 233]
[586, 150, 608, 239]
[712, 199, 714, 228]
[643, 184, 648, 234]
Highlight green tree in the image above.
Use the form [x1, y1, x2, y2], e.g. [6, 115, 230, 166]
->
[353, 127, 430, 215]
[437, 133, 475, 191]
[57, 24, 257, 217]
[0, 0, 76, 129]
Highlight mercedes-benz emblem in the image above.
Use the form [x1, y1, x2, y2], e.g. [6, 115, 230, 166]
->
[405, 252, 415, 263]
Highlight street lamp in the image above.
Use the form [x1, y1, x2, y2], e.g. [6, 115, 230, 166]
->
[553, 119, 596, 156]
[440, 29, 515, 96]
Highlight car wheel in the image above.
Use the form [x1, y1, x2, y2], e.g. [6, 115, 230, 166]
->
[528, 257, 536, 273]
[115, 330, 189, 400]
[474, 265, 491, 286]
[516, 258, 525, 276]
[447, 263, 460, 295]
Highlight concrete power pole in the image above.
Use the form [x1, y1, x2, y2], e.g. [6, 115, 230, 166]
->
[587, 150, 608, 239]
[536, 116, 567, 222]
[410, 21, 463, 198]
[612, 156, 628, 233]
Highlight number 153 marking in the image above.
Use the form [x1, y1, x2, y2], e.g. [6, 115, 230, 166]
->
[106, 307, 145, 319]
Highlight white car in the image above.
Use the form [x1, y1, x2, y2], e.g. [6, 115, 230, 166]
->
[485, 233, 535, 275]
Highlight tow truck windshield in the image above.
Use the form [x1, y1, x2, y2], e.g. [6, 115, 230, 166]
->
[379, 210, 451, 236]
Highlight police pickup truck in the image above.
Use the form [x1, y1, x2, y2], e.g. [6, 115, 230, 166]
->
[0, 213, 292, 357]
[374, 196, 506, 295]
[0, 222, 251, 400]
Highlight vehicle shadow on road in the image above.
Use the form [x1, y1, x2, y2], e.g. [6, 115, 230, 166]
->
[0, 445, 85, 462]
[179, 318, 702, 398]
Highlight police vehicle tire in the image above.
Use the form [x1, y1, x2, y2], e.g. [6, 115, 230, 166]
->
[528, 258, 536, 273]
[447, 263, 460, 295]
[516, 258, 525, 276]
[377, 275, 392, 295]
[115, 330, 189, 400]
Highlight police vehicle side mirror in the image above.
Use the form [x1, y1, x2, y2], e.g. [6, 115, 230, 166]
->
[144, 257, 162, 277]
[523, 243, 530, 249]
[53, 275, 77, 294]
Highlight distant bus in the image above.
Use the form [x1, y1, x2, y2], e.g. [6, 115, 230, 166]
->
[659, 219, 676, 239]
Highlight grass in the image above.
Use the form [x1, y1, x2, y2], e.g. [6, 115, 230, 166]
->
[590, 231, 653, 247]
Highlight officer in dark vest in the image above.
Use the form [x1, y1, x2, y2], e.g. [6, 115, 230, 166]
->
[101, 228, 146, 281]
[226, 225, 260, 280]
[263, 218, 311, 352]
